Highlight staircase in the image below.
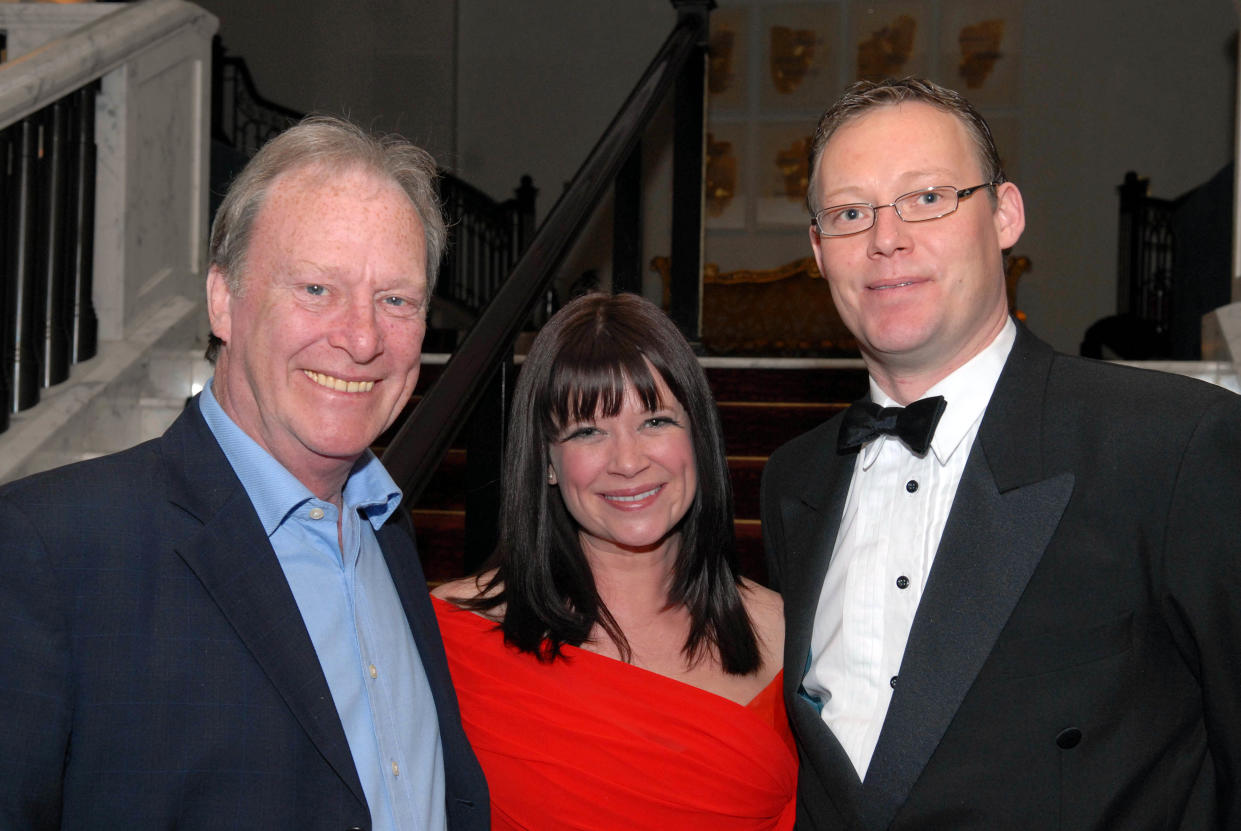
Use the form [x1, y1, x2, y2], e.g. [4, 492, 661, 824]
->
[398, 357, 867, 586]
[0, 1, 216, 477]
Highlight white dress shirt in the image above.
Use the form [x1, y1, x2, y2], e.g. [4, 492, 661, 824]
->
[804, 319, 1016, 779]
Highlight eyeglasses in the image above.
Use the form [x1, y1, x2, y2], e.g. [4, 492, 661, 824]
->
[811, 182, 999, 237]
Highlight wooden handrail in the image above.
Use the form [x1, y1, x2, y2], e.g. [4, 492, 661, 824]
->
[382, 4, 711, 511]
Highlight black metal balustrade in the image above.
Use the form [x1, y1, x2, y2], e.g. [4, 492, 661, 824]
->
[438, 174, 538, 315]
[1, 83, 99, 434]
[1088, 168, 1234, 360]
[1116, 171, 1175, 350]
[210, 38, 303, 159]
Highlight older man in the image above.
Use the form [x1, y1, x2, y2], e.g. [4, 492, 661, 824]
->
[0, 117, 488, 830]
[762, 78, 1241, 829]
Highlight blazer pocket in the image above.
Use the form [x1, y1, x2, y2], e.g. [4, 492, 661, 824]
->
[989, 612, 1134, 680]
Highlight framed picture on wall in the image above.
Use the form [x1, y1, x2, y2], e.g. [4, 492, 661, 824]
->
[709, 7, 750, 113]
[938, 0, 1021, 107]
[756, 122, 815, 227]
[706, 123, 748, 229]
[849, 0, 931, 82]
[759, 3, 842, 112]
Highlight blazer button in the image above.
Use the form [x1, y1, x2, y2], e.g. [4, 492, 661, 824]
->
[1055, 727, 1082, 749]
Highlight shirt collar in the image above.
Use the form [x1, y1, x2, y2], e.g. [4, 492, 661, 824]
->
[863, 317, 1016, 466]
[199, 379, 402, 536]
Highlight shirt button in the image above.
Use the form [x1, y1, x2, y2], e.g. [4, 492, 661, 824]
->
[308, 507, 325, 520]
[391, 762, 400, 777]
[369, 664, 378, 679]
[896, 575, 910, 589]
[905, 480, 919, 493]
[890, 675, 898, 689]
[1056, 727, 1082, 749]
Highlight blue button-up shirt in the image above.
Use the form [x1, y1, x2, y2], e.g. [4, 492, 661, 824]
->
[200, 381, 446, 831]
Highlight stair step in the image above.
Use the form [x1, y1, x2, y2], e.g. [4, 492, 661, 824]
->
[705, 361, 866, 403]
[729, 456, 763, 520]
[410, 449, 467, 510]
[735, 519, 765, 586]
[411, 509, 466, 585]
[718, 401, 843, 456]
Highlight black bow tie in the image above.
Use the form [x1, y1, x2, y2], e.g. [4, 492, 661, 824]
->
[837, 395, 947, 455]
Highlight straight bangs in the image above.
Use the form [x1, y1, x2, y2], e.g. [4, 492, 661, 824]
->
[542, 337, 684, 435]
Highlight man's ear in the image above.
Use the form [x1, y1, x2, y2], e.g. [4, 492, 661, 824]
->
[808, 222, 829, 283]
[993, 181, 1026, 250]
[206, 266, 233, 346]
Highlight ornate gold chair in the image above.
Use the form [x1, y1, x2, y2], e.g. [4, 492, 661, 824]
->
[650, 254, 1029, 356]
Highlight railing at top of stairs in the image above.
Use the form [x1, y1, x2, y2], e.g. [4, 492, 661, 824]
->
[381, 0, 715, 573]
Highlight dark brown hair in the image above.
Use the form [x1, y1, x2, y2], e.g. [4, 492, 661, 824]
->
[462, 292, 760, 675]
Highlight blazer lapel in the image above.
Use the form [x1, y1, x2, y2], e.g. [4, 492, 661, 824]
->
[160, 403, 367, 809]
[777, 417, 868, 819]
[859, 326, 1074, 831]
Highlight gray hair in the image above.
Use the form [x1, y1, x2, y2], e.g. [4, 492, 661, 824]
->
[206, 115, 445, 361]
[806, 77, 1005, 214]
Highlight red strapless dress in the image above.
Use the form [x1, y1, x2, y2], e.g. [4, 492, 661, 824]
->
[432, 596, 797, 831]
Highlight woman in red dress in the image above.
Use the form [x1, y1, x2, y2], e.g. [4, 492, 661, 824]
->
[434, 292, 795, 830]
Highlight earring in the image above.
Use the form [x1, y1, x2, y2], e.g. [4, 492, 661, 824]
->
[547, 470, 557, 485]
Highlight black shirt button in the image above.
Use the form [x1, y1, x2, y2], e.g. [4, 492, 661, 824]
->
[1056, 727, 1082, 749]
[889, 675, 898, 689]
[905, 479, 919, 493]
[896, 575, 910, 589]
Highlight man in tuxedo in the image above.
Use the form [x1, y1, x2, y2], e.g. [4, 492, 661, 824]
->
[762, 77, 1241, 830]
[0, 116, 488, 829]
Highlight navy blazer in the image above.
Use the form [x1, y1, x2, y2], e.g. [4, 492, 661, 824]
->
[762, 325, 1241, 830]
[0, 400, 488, 830]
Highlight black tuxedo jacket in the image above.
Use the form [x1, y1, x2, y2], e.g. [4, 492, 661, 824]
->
[762, 325, 1241, 830]
[0, 400, 488, 830]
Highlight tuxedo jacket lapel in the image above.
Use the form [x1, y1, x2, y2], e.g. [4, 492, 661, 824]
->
[161, 405, 367, 809]
[859, 326, 1075, 830]
[775, 417, 867, 819]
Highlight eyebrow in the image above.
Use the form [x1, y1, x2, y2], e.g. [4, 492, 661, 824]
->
[286, 261, 425, 288]
[819, 169, 959, 204]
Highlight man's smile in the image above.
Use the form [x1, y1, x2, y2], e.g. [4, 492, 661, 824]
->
[303, 370, 376, 393]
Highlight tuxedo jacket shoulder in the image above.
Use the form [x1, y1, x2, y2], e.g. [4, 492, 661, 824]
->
[762, 327, 1241, 831]
[0, 401, 488, 830]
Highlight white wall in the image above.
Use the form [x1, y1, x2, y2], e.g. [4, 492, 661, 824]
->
[455, 0, 672, 200]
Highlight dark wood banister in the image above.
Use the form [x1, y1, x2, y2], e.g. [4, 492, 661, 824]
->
[382, 3, 712, 514]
